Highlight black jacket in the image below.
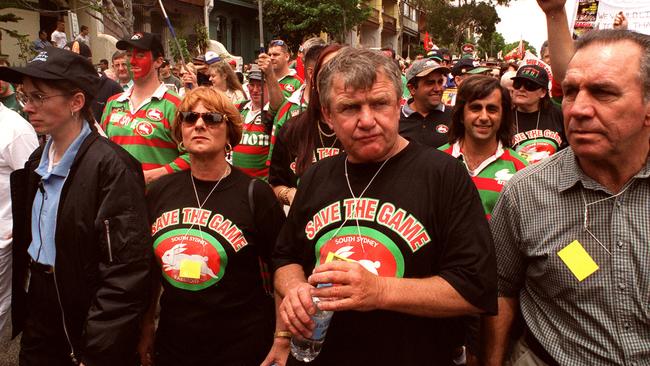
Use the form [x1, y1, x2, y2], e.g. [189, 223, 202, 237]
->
[10, 126, 153, 366]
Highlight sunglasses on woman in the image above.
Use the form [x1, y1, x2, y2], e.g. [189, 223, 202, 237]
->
[513, 79, 543, 92]
[180, 111, 227, 126]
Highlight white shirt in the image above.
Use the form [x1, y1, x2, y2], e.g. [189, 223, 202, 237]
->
[51, 30, 67, 48]
[75, 33, 90, 46]
[0, 104, 38, 249]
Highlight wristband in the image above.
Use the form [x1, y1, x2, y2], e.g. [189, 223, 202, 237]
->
[274, 331, 292, 339]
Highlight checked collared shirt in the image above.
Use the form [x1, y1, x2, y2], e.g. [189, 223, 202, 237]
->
[491, 147, 650, 366]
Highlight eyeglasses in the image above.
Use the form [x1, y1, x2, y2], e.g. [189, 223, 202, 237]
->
[513, 79, 543, 92]
[16, 91, 69, 108]
[180, 111, 227, 126]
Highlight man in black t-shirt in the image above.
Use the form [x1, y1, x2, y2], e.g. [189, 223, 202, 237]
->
[273, 47, 497, 365]
[399, 59, 452, 148]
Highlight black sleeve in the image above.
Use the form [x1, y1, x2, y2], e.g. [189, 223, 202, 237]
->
[435, 156, 498, 315]
[82, 145, 153, 366]
[268, 125, 297, 188]
[250, 179, 287, 265]
[271, 165, 316, 271]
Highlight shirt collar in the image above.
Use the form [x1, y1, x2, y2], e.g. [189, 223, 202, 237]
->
[36, 122, 91, 179]
[451, 140, 505, 176]
[287, 84, 307, 106]
[116, 82, 167, 102]
[558, 148, 650, 192]
[278, 68, 297, 81]
[401, 100, 445, 117]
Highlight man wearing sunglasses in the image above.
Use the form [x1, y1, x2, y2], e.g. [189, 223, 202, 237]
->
[101, 32, 186, 185]
[267, 39, 303, 98]
[510, 64, 566, 164]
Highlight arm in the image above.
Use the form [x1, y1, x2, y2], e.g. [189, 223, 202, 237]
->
[82, 154, 153, 366]
[257, 53, 285, 112]
[309, 261, 482, 317]
[537, 0, 574, 83]
[481, 297, 519, 366]
[137, 278, 162, 366]
[260, 291, 291, 366]
[275, 264, 318, 338]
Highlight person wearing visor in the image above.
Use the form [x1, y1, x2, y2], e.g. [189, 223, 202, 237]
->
[101, 32, 186, 185]
[510, 64, 566, 164]
[3, 46, 152, 366]
[140, 86, 286, 366]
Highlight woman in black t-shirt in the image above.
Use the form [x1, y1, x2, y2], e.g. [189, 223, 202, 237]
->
[139, 87, 287, 366]
[510, 64, 567, 164]
[269, 45, 343, 206]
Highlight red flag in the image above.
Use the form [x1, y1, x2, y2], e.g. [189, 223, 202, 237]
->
[296, 55, 305, 80]
[424, 32, 431, 51]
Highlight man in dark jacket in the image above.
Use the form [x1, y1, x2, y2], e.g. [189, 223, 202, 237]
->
[2, 46, 152, 366]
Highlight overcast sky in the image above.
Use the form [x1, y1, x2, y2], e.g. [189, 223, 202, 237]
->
[496, 0, 577, 54]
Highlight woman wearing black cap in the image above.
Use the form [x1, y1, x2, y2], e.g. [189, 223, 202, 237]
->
[510, 64, 567, 164]
[3, 46, 152, 366]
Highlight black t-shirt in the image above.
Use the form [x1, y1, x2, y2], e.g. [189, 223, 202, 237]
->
[273, 142, 497, 366]
[268, 119, 343, 188]
[398, 104, 451, 149]
[511, 105, 567, 164]
[146, 168, 286, 365]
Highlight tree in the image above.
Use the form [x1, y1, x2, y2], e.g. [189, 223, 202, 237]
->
[503, 40, 537, 57]
[0, 10, 34, 62]
[262, 0, 371, 52]
[421, 0, 501, 54]
[477, 31, 505, 59]
[81, 0, 134, 39]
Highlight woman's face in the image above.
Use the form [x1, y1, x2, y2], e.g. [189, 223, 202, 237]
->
[21, 77, 79, 136]
[209, 70, 227, 90]
[181, 101, 229, 159]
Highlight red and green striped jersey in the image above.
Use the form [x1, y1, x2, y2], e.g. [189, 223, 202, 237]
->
[278, 70, 304, 98]
[101, 84, 189, 173]
[266, 85, 307, 167]
[439, 141, 527, 219]
[232, 101, 272, 180]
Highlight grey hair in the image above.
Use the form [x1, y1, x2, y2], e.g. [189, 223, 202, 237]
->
[317, 47, 402, 109]
[575, 29, 650, 102]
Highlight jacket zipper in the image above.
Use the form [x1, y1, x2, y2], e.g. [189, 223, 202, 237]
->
[52, 269, 79, 365]
[104, 219, 113, 263]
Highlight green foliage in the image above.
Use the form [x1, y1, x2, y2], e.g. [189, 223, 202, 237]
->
[0, 12, 34, 62]
[193, 24, 210, 55]
[477, 31, 505, 59]
[168, 38, 191, 64]
[262, 0, 371, 52]
[421, 0, 500, 54]
[503, 40, 537, 57]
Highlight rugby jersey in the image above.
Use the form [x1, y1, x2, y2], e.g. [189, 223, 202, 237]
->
[266, 85, 307, 167]
[439, 141, 527, 219]
[101, 83, 189, 173]
[278, 69, 303, 98]
[232, 100, 272, 180]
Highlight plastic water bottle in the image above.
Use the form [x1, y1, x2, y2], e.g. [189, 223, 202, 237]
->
[290, 290, 333, 362]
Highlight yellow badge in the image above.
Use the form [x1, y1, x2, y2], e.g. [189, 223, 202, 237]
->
[179, 259, 202, 279]
[325, 252, 355, 264]
[557, 240, 599, 281]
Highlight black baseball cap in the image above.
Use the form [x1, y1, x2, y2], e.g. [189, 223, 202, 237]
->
[511, 64, 549, 89]
[0, 46, 99, 97]
[116, 32, 164, 57]
[451, 58, 476, 77]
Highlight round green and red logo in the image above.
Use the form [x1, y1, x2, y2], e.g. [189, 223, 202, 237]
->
[154, 228, 228, 291]
[516, 139, 557, 164]
[315, 226, 405, 278]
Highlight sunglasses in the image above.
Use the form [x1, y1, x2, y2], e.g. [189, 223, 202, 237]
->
[513, 79, 543, 92]
[269, 39, 285, 47]
[180, 111, 227, 126]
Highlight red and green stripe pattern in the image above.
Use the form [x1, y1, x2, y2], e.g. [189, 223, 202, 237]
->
[439, 143, 527, 219]
[101, 91, 189, 173]
[232, 102, 271, 180]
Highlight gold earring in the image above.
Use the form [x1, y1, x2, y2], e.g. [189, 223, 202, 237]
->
[225, 142, 233, 153]
[178, 141, 186, 151]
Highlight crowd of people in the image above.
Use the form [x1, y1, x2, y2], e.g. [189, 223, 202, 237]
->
[0, 0, 648, 365]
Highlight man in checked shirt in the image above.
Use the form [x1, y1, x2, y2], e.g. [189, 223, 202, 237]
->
[482, 2, 650, 365]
